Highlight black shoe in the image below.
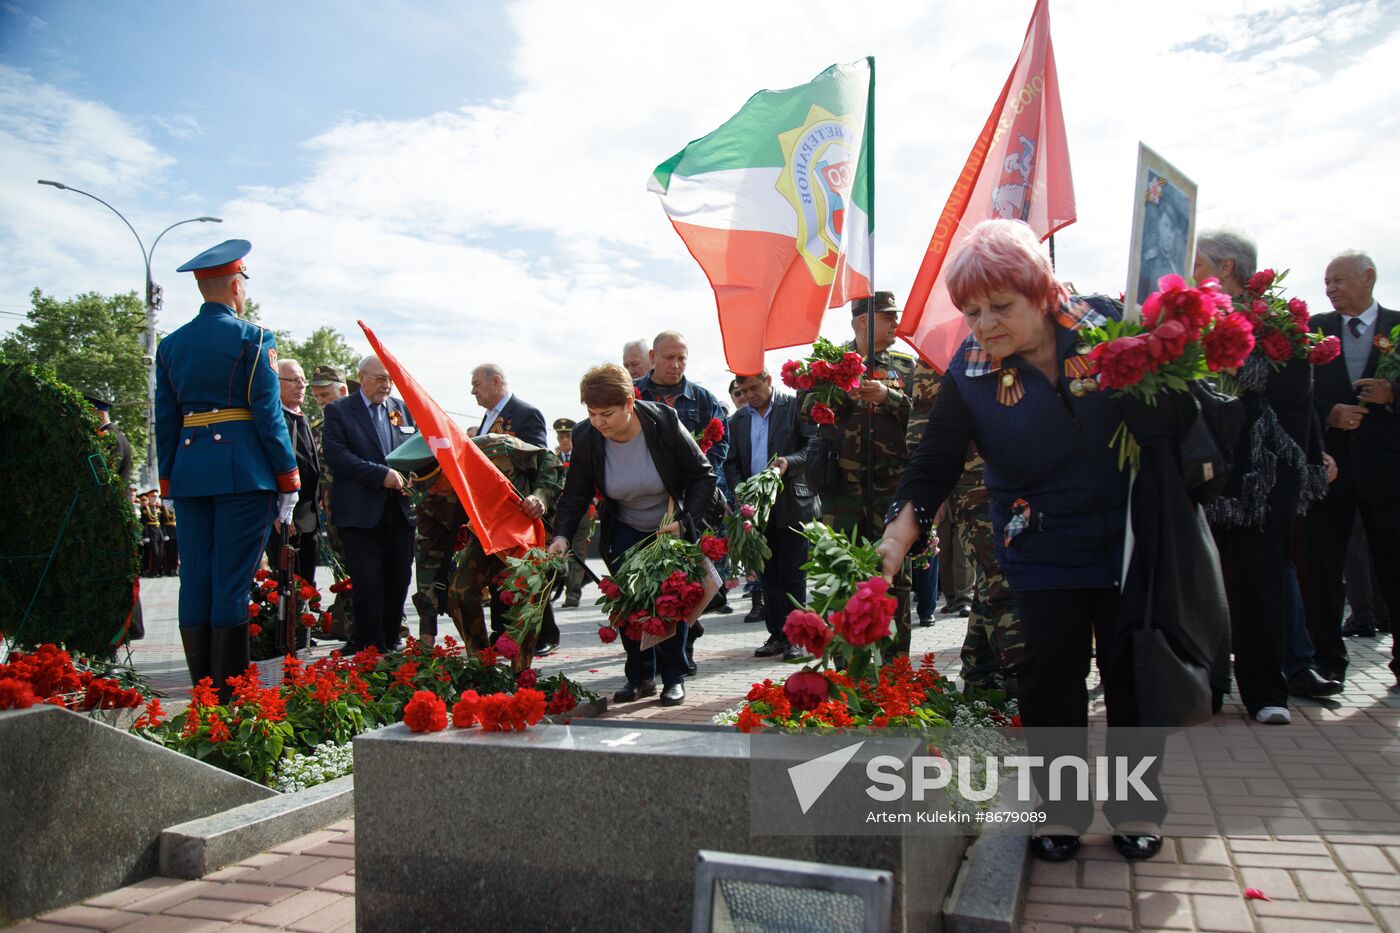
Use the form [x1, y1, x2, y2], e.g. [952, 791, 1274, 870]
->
[1342, 617, 1377, 638]
[1112, 834, 1163, 860]
[755, 638, 788, 658]
[744, 599, 765, 624]
[1287, 667, 1343, 698]
[612, 680, 657, 703]
[958, 607, 971, 617]
[918, 613, 935, 628]
[686, 659, 698, 677]
[660, 683, 685, 706]
[783, 643, 809, 662]
[703, 592, 733, 615]
[1378, 619, 1392, 634]
[534, 642, 560, 658]
[562, 595, 581, 608]
[1029, 835, 1080, 862]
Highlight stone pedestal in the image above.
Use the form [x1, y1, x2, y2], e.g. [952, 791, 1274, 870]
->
[354, 720, 965, 932]
[0, 706, 275, 924]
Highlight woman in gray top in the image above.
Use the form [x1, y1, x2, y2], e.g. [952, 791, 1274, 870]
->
[550, 363, 716, 706]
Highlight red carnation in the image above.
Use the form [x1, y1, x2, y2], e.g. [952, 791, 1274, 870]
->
[703, 418, 725, 444]
[784, 670, 829, 713]
[547, 687, 577, 715]
[248, 603, 260, 618]
[512, 688, 547, 727]
[248, 622, 262, 638]
[597, 625, 618, 644]
[516, 668, 537, 690]
[598, 577, 622, 599]
[0, 678, 37, 710]
[1246, 268, 1276, 297]
[1308, 335, 1341, 365]
[830, 577, 897, 647]
[495, 634, 520, 660]
[300, 585, 317, 600]
[810, 403, 836, 425]
[700, 535, 728, 561]
[452, 690, 482, 728]
[1260, 330, 1294, 362]
[1203, 313, 1257, 371]
[783, 610, 832, 656]
[301, 612, 316, 626]
[500, 589, 517, 607]
[780, 360, 803, 389]
[403, 690, 447, 733]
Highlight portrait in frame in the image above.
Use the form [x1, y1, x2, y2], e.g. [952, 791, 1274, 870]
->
[1124, 144, 1197, 321]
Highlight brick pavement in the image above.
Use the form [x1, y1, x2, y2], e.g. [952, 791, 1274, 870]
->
[17, 572, 1400, 930]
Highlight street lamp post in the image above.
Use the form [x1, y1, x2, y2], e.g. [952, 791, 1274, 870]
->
[37, 180, 221, 489]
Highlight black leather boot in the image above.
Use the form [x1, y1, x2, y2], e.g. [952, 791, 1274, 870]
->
[210, 623, 251, 705]
[179, 625, 212, 688]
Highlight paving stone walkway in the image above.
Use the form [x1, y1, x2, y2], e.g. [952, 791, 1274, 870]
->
[16, 572, 1400, 931]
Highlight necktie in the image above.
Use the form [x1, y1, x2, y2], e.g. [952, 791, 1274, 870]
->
[1349, 317, 1364, 339]
[373, 404, 392, 454]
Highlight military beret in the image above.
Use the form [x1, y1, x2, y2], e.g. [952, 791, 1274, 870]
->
[177, 239, 252, 281]
[82, 391, 113, 411]
[309, 364, 346, 387]
[553, 417, 577, 432]
[851, 290, 900, 319]
[386, 432, 437, 474]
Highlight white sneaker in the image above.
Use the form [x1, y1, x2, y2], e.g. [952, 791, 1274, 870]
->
[1255, 706, 1291, 725]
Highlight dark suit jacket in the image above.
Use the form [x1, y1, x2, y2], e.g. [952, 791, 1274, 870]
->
[724, 392, 820, 530]
[321, 392, 418, 528]
[282, 407, 321, 529]
[1312, 306, 1400, 500]
[552, 401, 715, 562]
[484, 394, 548, 449]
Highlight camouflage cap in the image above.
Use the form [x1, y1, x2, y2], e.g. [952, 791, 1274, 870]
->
[386, 432, 437, 474]
[309, 364, 346, 387]
[851, 290, 900, 320]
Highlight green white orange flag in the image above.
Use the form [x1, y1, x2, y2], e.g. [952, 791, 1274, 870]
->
[358, 321, 545, 557]
[649, 59, 875, 376]
[896, 0, 1075, 371]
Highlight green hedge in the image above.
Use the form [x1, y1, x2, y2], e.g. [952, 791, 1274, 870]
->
[0, 363, 139, 655]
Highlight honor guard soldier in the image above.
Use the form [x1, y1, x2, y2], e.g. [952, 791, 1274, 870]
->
[140, 490, 164, 576]
[553, 417, 593, 607]
[155, 239, 300, 702]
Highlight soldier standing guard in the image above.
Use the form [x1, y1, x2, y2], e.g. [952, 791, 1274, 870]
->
[155, 239, 300, 703]
[804, 291, 917, 652]
[140, 491, 164, 577]
[161, 499, 180, 576]
[553, 417, 594, 608]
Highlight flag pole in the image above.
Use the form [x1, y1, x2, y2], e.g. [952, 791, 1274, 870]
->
[863, 55, 877, 537]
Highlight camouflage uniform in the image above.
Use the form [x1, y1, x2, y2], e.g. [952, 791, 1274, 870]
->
[312, 418, 354, 639]
[445, 435, 565, 648]
[408, 470, 466, 640]
[556, 449, 595, 606]
[906, 363, 1024, 693]
[807, 342, 917, 652]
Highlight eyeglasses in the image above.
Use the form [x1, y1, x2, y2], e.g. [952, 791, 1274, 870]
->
[279, 377, 308, 387]
[361, 373, 393, 385]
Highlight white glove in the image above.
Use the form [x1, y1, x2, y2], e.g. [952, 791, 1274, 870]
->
[277, 492, 298, 527]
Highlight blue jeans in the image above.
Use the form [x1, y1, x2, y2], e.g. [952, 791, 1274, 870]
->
[913, 556, 940, 619]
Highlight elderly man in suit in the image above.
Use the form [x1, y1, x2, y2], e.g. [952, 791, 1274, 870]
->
[725, 370, 819, 662]
[1306, 251, 1400, 687]
[321, 354, 418, 651]
[471, 363, 548, 448]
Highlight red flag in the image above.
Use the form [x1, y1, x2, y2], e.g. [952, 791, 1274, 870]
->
[358, 322, 544, 557]
[896, 0, 1075, 371]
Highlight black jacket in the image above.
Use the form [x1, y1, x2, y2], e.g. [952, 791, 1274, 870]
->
[1311, 306, 1400, 501]
[723, 392, 820, 530]
[551, 401, 716, 559]
[483, 394, 549, 449]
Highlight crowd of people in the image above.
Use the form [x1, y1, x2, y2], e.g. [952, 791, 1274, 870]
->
[145, 224, 1394, 861]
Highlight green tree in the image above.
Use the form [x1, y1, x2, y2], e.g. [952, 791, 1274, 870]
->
[0, 289, 149, 468]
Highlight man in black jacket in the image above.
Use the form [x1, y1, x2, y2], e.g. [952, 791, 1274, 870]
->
[1306, 251, 1400, 686]
[725, 371, 819, 661]
[471, 363, 548, 448]
[265, 359, 321, 584]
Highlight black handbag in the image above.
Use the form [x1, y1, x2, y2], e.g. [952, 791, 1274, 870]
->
[1179, 381, 1244, 503]
[805, 430, 841, 494]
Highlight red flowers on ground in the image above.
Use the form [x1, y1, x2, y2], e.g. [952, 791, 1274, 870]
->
[403, 690, 448, 733]
[830, 577, 897, 647]
[0, 678, 37, 709]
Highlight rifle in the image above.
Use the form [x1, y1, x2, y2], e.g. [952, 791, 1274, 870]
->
[275, 522, 299, 658]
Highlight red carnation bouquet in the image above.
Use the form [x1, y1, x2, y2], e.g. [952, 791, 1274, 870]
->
[495, 548, 570, 670]
[1078, 275, 1257, 467]
[782, 337, 866, 426]
[691, 417, 726, 454]
[595, 518, 720, 648]
[248, 569, 328, 660]
[1236, 268, 1340, 368]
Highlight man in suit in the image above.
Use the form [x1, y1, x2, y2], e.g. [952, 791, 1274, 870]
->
[155, 239, 300, 702]
[471, 363, 548, 448]
[321, 353, 418, 651]
[264, 359, 321, 584]
[1306, 250, 1400, 686]
[725, 370, 818, 662]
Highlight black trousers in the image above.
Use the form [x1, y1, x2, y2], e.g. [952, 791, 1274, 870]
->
[1014, 586, 1166, 832]
[339, 502, 415, 651]
[1345, 519, 1390, 626]
[265, 529, 319, 588]
[762, 519, 809, 641]
[1305, 479, 1400, 680]
[1212, 471, 1296, 715]
[606, 521, 688, 687]
[488, 584, 561, 645]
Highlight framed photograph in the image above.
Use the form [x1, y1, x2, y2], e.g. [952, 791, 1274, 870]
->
[1124, 143, 1197, 321]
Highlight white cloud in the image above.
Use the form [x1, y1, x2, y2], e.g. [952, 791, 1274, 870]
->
[4, 0, 1399, 430]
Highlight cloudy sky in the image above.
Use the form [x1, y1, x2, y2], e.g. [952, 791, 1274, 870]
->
[2, 0, 1396, 429]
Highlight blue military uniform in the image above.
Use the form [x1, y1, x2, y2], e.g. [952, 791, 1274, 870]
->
[155, 239, 299, 699]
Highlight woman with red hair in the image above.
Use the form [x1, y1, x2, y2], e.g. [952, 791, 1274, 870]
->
[878, 219, 1190, 863]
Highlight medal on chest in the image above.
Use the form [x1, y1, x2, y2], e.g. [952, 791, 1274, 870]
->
[996, 368, 1024, 407]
